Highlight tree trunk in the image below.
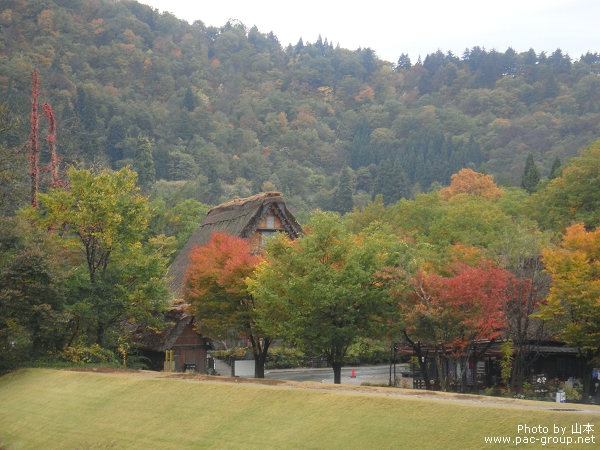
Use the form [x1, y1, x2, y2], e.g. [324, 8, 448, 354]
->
[510, 349, 520, 394]
[471, 354, 479, 393]
[254, 355, 266, 379]
[581, 351, 595, 404]
[403, 333, 431, 390]
[434, 346, 445, 391]
[249, 336, 270, 379]
[96, 323, 104, 346]
[461, 355, 468, 393]
[417, 349, 432, 390]
[332, 362, 342, 384]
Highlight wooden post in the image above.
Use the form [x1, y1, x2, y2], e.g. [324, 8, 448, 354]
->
[164, 350, 174, 372]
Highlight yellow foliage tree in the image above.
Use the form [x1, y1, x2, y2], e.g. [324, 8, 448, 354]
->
[37, 10, 55, 35]
[538, 223, 600, 402]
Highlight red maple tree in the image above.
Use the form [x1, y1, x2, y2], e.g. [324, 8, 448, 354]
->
[396, 261, 511, 391]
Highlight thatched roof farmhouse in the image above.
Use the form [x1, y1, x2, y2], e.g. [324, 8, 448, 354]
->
[167, 191, 302, 296]
[139, 192, 301, 373]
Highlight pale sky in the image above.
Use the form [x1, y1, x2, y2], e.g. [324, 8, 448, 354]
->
[141, 0, 599, 64]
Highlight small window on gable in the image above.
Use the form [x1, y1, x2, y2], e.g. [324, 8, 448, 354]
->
[267, 216, 275, 228]
[261, 231, 276, 247]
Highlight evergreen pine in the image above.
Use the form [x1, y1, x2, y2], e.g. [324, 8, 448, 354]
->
[372, 159, 409, 206]
[134, 135, 155, 191]
[105, 116, 127, 163]
[521, 153, 541, 193]
[362, 48, 376, 77]
[333, 167, 354, 214]
[183, 87, 195, 112]
[548, 156, 562, 180]
[349, 118, 371, 169]
[75, 85, 96, 131]
[396, 53, 411, 71]
[372, 159, 393, 205]
[207, 161, 224, 204]
[390, 160, 409, 203]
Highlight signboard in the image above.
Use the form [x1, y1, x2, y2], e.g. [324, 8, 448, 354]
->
[477, 361, 485, 374]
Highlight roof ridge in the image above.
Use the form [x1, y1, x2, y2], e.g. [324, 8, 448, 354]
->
[207, 192, 282, 213]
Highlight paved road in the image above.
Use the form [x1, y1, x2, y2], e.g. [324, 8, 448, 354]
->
[264, 364, 407, 385]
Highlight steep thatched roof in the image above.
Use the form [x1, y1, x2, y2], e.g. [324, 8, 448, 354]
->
[167, 192, 302, 295]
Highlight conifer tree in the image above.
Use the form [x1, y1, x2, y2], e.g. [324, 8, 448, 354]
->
[349, 118, 371, 169]
[75, 85, 96, 131]
[183, 87, 195, 112]
[390, 160, 409, 203]
[396, 53, 411, 71]
[372, 159, 410, 206]
[372, 159, 392, 204]
[333, 166, 354, 214]
[362, 48, 376, 77]
[548, 156, 562, 180]
[134, 135, 155, 192]
[521, 153, 540, 193]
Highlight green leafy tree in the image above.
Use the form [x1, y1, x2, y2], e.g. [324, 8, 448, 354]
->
[0, 218, 72, 370]
[528, 141, 600, 231]
[25, 167, 170, 347]
[346, 194, 386, 233]
[521, 153, 540, 194]
[0, 103, 26, 216]
[250, 213, 402, 384]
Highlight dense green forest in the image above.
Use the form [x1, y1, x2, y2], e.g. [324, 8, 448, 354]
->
[1, 0, 600, 218]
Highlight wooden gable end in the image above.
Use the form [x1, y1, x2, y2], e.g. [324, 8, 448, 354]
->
[248, 204, 298, 252]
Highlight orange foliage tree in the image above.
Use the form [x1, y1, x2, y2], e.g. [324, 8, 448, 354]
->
[440, 168, 503, 201]
[183, 232, 271, 378]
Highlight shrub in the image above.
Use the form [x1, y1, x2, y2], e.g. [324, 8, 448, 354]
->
[564, 386, 582, 402]
[212, 347, 250, 366]
[59, 344, 117, 365]
[265, 347, 305, 369]
[345, 339, 389, 365]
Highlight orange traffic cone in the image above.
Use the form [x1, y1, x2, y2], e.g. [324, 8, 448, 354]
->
[351, 368, 356, 378]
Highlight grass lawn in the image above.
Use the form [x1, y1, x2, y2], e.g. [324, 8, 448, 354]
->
[0, 368, 599, 449]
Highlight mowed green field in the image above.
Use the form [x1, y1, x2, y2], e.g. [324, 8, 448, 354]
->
[0, 369, 599, 449]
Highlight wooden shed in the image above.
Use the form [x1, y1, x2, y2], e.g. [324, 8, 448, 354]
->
[138, 302, 212, 373]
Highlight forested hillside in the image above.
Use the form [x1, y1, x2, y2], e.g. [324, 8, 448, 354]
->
[2, 0, 600, 217]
